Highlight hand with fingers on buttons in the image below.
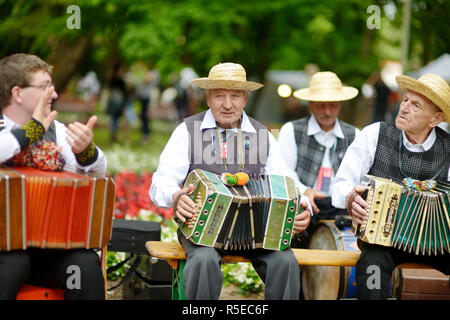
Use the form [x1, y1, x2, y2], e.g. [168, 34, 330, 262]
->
[32, 87, 58, 131]
[172, 184, 196, 223]
[66, 116, 97, 154]
[346, 185, 368, 225]
[293, 201, 311, 234]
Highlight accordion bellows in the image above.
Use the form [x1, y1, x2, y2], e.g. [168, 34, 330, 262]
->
[0, 166, 115, 251]
[353, 175, 450, 256]
[178, 169, 302, 251]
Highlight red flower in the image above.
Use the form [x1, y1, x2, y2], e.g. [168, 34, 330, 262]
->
[113, 171, 174, 220]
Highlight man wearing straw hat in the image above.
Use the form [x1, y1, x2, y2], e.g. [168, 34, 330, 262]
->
[277, 71, 360, 245]
[331, 73, 449, 299]
[150, 62, 312, 300]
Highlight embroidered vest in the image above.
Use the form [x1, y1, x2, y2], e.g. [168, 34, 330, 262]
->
[0, 113, 57, 143]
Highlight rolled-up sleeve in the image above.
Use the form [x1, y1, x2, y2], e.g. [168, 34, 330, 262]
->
[276, 122, 308, 194]
[149, 123, 190, 208]
[331, 123, 379, 209]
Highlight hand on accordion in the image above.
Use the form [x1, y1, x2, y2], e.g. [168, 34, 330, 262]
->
[293, 201, 311, 234]
[173, 183, 196, 223]
[346, 185, 368, 225]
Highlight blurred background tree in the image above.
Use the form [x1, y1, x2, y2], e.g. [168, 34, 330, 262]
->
[0, 0, 448, 116]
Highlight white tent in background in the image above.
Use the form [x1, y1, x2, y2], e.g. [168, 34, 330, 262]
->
[408, 53, 450, 81]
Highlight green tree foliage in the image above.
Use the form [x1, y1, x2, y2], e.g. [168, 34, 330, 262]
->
[0, 0, 448, 94]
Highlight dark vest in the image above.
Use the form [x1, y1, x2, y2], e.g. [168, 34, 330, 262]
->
[0, 113, 57, 143]
[184, 111, 269, 176]
[368, 122, 449, 183]
[292, 116, 356, 188]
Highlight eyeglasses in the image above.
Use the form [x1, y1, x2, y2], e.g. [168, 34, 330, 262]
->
[22, 83, 55, 89]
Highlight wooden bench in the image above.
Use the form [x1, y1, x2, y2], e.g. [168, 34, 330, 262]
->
[145, 241, 432, 300]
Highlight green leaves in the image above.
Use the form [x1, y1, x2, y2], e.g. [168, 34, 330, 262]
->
[1, 0, 448, 89]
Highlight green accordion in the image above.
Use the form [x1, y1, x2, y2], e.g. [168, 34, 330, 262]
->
[352, 175, 450, 256]
[177, 169, 303, 251]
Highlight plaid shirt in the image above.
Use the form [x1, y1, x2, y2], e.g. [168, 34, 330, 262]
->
[368, 122, 449, 183]
[292, 116, 356, 188]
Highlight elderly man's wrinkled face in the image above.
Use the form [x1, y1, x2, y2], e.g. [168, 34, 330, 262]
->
[395, 90, 443, 141]
[309, 101, 342, 132]
[206, 89, 248, 129]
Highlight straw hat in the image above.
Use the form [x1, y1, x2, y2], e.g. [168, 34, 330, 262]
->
[293, 71, 358, 102]
[396, 73, 450, 122]
[192, 62, 263, 91]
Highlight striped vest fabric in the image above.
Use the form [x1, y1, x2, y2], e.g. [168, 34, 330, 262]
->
[368, 122, 449, 183]
[292, 116, 356, 188]
[184, 111, 269, 176]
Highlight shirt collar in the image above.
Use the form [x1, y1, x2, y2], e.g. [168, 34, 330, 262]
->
[200, 109, 256, 133]
[402, 127, 436, 152]
[307, 114, 345, 139]
[1, 114, 20, 130]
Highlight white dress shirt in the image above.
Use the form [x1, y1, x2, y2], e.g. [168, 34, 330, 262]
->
[331, 122, 450, 209]
[0, 115, 107, 174]
[150, 109, 312, 212]
[277, 115, 360, 196]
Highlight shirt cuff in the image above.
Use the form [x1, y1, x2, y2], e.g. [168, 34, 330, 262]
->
[300, 194, 313, 216]
[10, 117, 45, 151]
[75, 142, 99, 166]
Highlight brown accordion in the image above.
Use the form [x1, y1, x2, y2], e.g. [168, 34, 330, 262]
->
[0, 166, 115, 251]
[352, 175, 450, 256]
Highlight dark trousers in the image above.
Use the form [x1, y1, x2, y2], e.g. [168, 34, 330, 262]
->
[139, 97, 150, 136]
[0, 248, 105, 300]
[356, 240, 450, 300]
[178, 230, 300, 300]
